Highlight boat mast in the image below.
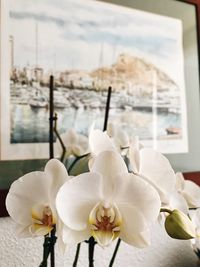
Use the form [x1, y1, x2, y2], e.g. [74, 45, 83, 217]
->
[35, 22, 38, 69]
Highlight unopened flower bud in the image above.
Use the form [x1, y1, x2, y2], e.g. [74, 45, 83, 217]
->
[165, 209, 196, 240]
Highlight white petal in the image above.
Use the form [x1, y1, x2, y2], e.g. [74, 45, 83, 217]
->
[56, 219, 68, 253]
[6, 171, 50, 226]
[56, 172, 102, 231]
[78, 134, 89, 153]
[114, 173, 161, 223]
[91, 151, 128, 198]
[128, 139, 140, 173]
[62, 226, 90, 245]
[29, 224, 53, 236]
[139, 148, 176, 197]
[15, 225, 32, 238]
[45, 159, 69, 193]
[106, 122, 116, 137]
[168, 191, 189, 214]
[62, 129, 78, 145]
[6, 159, 68, 227]
[182, 180, 200, 208]
[118, 204, 150, 247]
[89, 129, 116, 155]
[120, 229, 151, 248]
[192, 208, 200, 232]
[116, 128, 129, 148]
[175, 172, 185, 191]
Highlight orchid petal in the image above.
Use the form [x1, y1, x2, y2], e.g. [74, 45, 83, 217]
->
[6, 171, 50, 226]
[91, 151, 128, 198]
[29, 224, 53, 236]
[89, 129, 116, 156]
[139, 148, 176, 197]
[182, 180, 200, 208]
[62, 128, 78, 145]
[117, 129, 129, 148]
[44, 159, 70, 209]
[175, 172, 185, 191]
[121, 228, 151, 248]
[113, 173, 161, 222]
[6, 159, 68, 237]
[15, 225, 32, 238]
[168, 191, 189, 214]
[107, 122, 116, 137]
[62, 226, 90, 245]
[128, 138, 140, 173]
[192, 208, 200, 234]
[56, 172, 102, 231]
[118, 204, 150, 247]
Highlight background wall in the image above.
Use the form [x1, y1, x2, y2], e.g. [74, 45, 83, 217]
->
[0, 217, 198, 267]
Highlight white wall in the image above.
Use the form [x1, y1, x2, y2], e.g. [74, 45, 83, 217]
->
[0, 217, 198, 267]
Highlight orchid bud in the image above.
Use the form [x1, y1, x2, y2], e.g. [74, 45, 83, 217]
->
[165, 209, 196, 240]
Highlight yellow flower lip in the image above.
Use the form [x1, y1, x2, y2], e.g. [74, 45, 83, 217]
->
[89, 202, 122, 247]
[30, 204, 56, 236]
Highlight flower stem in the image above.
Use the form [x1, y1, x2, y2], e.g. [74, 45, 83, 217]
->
[160, 208, 172, 214]
[103, 86, 112, 131]
[68, 153, 90, 174]
[53, 113, 66, 163]
[73, 243, 81, 267]
[88, 237, 96, 267]
[109, 238, 121, 267]
[50, 227, 57, 267]
[39, 235, 51, 267]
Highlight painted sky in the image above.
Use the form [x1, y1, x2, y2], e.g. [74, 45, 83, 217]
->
[9, 0, 184, 86]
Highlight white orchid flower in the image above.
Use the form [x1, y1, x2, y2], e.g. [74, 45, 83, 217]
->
[106, 122, 130, 152]
[56, 128, 89, 158]
[128, 139, 176, 206]
[88, 127, 116, 169]
[176, 172, 200, 209]
[56, 150, 161, 248]
[6, 159, 69, 251]
[128, 139, 190, 221]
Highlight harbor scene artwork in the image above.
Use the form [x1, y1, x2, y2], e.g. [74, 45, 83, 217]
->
[8, 0, 188, 155]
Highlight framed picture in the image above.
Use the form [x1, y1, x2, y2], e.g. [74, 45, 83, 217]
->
[0, 0, 193, 161]
[0, 0, 200, 216]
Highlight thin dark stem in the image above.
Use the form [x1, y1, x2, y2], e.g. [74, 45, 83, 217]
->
[50, 228, 57, 267]
[39, 235, 51, 267]
[88, 237, 96, 267]
[109, 239, 121, 267]
[53, 113, 66, 162]
[103, 86, 112, 131]
[68, 153, 90, 174]
[49, 75, 54, 159]
[73, 243, 81, 267]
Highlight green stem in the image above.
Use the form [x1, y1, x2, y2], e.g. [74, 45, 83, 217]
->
[108, 239, 121, 267]
[73, 243, 81, 267]
[160, 208, 172, 214]
[68, 153, 90, 174]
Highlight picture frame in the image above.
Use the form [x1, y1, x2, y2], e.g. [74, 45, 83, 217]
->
[0, 0, 200, 217]
[0, 0, 192, 161]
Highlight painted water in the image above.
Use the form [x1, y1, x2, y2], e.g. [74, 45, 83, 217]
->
[10, 86, 181, 143]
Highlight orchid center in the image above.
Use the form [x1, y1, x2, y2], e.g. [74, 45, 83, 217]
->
[30, 204, 56, 236]
[89, 202, 122, 247]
